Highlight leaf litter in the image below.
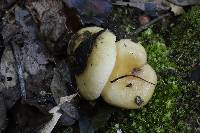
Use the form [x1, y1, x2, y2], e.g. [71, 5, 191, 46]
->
[0, 0, 200, 132]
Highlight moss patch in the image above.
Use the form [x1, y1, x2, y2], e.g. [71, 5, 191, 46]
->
[104, 6, 200, 132]
[105, 6, 141, 40]
[169, 5, 200, 132]
[170, 6, 200, 72]
[104, 29, 181, 132]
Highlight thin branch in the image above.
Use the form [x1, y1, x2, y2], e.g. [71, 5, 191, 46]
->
[110, 74, 156, 85]
[112, 0, 147, 10]
[134, 13, 171, 35]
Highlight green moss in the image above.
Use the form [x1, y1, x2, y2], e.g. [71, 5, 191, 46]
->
[104, 6, 200, 133]
[110, 7, 137, 34]
[139, 29, 176, 71]
[124, 30, 181, 132]
[106, 11, 200, 130]
[170, 6, 200, 131]
[170, 6, 200, 72]
[104, 29, 181, 132]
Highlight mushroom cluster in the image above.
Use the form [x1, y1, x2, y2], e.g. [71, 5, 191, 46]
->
[68, 27, 157, 109]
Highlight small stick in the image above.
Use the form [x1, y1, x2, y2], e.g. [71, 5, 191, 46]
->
[134, 13, 171, 35]
[11, 43, 26, 100]
[113, 1, 146, 10]
[113, 1, 171, 34]
[110, 74, 156, 85]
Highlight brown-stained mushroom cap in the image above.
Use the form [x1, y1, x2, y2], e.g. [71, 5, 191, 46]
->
[68, 27, 117, 100]
[68, 28, 157, 109]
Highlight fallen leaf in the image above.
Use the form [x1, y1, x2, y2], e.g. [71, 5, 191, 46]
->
[169, 2, 185, 15]
[113, 0, 170, 16]
[26, 0, 81, 55]
[6, 101, 52, 133]
[63, 0, 112, 25]
[168, 0, 200, 6]
[79, 115, 95, 133]
[0, 46, 20, 109]
[0, 46, 17, 88]
[79, 99, 117, 133]
[60, 93, 78, 105]
[50, 60, 77, 105]
[60, 102, 79, 125]
[13, 6, 50, 75]
[2, 5, 55, 109]
[0, 27, 4, 61]
[50, 62, 68, 104]
[39, 94, 78, 133]
[0, 0, 16, 10]
[39, 106, 62, 133]
[0, 94, 7, 131]
[161, 0, 185, 16]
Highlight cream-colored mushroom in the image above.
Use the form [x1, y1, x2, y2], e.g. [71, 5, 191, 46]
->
[101, 39, 157, 109]
[68, 27, 117, 100]
[69, 27, 157, 109]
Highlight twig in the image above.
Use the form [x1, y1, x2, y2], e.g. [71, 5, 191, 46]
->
[113, 0, 170, 11]
[113, 0, 146, 10]
[134, 13, 171, 35]
[110, 74, 156, 85]
[11, 43, 26, 100]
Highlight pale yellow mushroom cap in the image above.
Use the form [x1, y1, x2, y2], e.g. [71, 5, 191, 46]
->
[102, 64, 157, 109]
[110, 39, 147, 77]
[101, 39, 157, 109]
[69, 27, 117, 100]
